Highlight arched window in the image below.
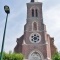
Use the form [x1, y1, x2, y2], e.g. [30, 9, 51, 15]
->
[32, 9, 34, 17]
[33, 22, 37, 30]
[35, 9, 38, 17]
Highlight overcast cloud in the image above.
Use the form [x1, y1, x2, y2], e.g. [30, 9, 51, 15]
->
[0, 0, 60, 52]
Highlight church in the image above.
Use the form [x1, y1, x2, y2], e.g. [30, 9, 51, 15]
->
[14, 0, 57, 60]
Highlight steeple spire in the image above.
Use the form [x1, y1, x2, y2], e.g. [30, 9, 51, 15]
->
[31, 0, 38, 2]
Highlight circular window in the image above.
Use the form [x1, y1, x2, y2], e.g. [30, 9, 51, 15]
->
[29, 33, 41, 43]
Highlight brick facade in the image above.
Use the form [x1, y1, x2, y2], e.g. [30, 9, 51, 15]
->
[14, 1, 57, 60]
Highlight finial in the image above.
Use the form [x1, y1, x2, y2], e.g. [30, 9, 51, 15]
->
[31, 0, 34, 2]
[31, 0, 38, 2]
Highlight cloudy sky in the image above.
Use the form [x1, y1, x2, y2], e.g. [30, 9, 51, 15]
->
[0, 0, 60, 52]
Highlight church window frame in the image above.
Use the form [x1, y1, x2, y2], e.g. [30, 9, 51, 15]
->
[33, 22, 37, 30]
[30, 6, 39, 17]
[29, 33, 41, 43]
[32, 21, 38, 31]
[35, 9, 38, 17]
[32, 9, 34, 17]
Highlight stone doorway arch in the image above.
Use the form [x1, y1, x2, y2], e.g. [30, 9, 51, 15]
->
[28, 50, 44, 60]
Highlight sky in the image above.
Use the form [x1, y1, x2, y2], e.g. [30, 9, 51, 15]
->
[0, 0, 60, 52]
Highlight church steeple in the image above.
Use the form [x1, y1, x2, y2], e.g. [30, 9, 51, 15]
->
[31, 0, 38, 2]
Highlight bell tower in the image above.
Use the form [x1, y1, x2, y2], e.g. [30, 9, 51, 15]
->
[22, 0, 48, 60]
[14, 0, 57, 60]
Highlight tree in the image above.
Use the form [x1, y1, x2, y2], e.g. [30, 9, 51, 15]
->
[52, 52, 60, 60]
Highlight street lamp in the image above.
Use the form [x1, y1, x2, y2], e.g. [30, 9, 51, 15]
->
[0, 5, 10, 60]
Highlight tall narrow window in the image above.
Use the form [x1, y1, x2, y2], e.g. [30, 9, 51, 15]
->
[33, 22, 37, 30]
[35, 9, 38, 17]
[32, 9, 34, 17]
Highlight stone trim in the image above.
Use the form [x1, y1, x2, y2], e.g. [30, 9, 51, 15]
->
[32, 21, 38, 31]
[25, 30, 46, 32]
[30, 6, 40, 11]
[28, 49, 44, 60]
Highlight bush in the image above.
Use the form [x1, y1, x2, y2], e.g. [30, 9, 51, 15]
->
[52, 52, 60, 60]
[0, 52, 24, 60]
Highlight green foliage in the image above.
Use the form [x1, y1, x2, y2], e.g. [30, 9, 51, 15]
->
[52, 52, 60, 60]
[0, 52, 24, 60]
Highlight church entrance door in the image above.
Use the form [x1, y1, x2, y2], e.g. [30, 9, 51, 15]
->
[29, 51, 42, 60]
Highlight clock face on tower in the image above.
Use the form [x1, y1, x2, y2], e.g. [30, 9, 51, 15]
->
[29, 33, 41, 43]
